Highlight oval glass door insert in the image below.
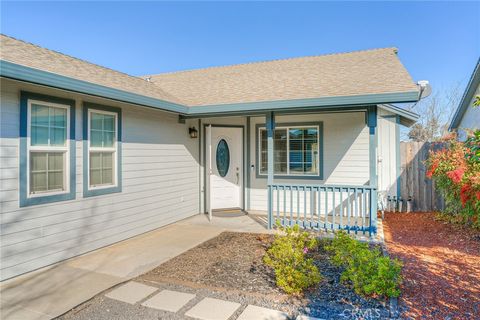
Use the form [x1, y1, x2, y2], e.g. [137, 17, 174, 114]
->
[216, 139, 230, 177]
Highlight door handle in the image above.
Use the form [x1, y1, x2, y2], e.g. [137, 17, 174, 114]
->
[236, 172, 239, 184]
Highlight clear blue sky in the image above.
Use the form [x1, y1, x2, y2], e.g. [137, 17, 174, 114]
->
[1, 1, 479, 94]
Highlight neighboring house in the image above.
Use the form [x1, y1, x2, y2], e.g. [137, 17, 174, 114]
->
[449, 58, 480, 140]
[0, 34, 420, 280]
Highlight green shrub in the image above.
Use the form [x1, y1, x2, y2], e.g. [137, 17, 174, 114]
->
[263, 223, 321, 294]
[325, 231, 403, 298]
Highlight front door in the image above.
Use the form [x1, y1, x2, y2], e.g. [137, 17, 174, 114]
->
[207, 126, 243, 210]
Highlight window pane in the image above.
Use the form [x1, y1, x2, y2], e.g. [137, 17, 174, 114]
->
[31, 152, 47, 171]
[305, 128, 317, 139]
[90, 152, 114, 187]
[259, 129, 288, 174]
[31, 104, 67, 146]
[89, 111, 117, 188]
[30, 152, 65, 193]
[31, 125, 49, 146]
[91, 113, 103, 130]
[103, 115, 115, 131]
[90, 169, 102, 185]
[31, 104, 49, 126]
[102, 169, 113, 185]
[90, 152, 102, 169]
[48, 171, 64, 190]
[260, 130, 267, 174]
[288, 127, 318, 175]
[90, 113, 116, 148]
[31, 172, 47, 193]
[274, 129, 287, 174]
[102, 153, 113, 169]
[50, 127, 66, 146]
[103, 131, 114, 147]
[51, 107, 66, 128]
[48, 153, 64, 171]
[90, 130, 103, 147]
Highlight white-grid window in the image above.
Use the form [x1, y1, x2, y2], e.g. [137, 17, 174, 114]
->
[259, 126, 320, 176]
[88, 110, 118, 189]
[27, 100, 70, 196]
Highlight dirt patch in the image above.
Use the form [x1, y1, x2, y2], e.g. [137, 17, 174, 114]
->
[383, 212, 480, 319]
[141, 232, 280, 296]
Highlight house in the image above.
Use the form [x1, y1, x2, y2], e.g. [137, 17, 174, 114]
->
[449, 58, 480, 140]
[0, 34, 420, 281]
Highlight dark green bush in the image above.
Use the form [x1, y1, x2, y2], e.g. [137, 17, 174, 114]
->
[263, 223, 321, 294]
[325, 231, 402, 298]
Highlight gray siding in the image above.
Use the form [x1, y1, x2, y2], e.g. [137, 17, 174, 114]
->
[458, 84, 480, 141]
[377, 109, 399, 198]
[0, 79, 200, 280]
[248, 112, 370, 212]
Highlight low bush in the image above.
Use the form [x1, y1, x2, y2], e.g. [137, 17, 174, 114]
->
[263, 223, 321, 294]
[325, 231, 402, 298]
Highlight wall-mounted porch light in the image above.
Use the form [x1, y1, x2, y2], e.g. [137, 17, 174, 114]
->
[189, 126, 198, 139]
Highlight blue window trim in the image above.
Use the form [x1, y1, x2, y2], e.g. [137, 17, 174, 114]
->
[255, 122, 324, 180]
[83, 102, 122, 197]
[19, 91, 76, 207]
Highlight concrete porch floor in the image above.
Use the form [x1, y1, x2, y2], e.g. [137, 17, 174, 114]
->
[0, 213, 270, 320]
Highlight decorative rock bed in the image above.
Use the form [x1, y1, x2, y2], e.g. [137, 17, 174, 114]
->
[139, 232, 391, 319]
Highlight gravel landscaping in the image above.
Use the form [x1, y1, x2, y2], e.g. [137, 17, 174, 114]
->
[139, 232, 390, 319]
[383, 212, 480, 319]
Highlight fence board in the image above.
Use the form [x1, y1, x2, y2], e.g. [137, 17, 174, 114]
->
[399, 141, 445, 212]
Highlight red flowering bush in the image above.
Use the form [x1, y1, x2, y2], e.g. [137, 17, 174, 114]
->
[426, 130, 480, 228]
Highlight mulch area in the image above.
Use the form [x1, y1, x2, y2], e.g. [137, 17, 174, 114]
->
[383, 212, 480, 319]
[139, 232, 388, 318]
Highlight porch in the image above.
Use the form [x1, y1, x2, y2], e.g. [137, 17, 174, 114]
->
[192, 105, 379, 236]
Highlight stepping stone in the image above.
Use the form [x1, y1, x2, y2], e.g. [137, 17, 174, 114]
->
[237, 305, 289, 320]
[296, 315, 326, 320]
[185, 297, 241, 320]
[141, 289, 196, 312]
[105, 281, 157, 304]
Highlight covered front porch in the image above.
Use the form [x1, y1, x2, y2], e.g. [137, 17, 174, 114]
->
[188, 104, 380, 236]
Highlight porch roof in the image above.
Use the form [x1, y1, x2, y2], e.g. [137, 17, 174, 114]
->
[1, 34, 419, 119]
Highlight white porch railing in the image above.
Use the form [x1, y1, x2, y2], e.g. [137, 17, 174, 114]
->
[268, 184, 377, 235]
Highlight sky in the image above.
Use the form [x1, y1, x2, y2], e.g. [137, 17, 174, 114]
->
[1, 1, 479, 106]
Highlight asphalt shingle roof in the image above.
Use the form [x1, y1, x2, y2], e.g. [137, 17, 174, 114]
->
[146, 48, 418, 107]
[1, 34, 418, 109]
[0, 34, 183, 105]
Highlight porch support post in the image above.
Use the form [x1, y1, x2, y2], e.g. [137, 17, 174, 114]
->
[367, 106, 378, 235]
[266, 111, 275, 229]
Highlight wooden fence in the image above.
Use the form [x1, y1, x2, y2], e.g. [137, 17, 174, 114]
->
[399, 141, 445, 212]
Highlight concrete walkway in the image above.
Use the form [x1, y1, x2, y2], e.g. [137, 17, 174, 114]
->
[64, 280, 320, 320]
[0, 214, 268, 320]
